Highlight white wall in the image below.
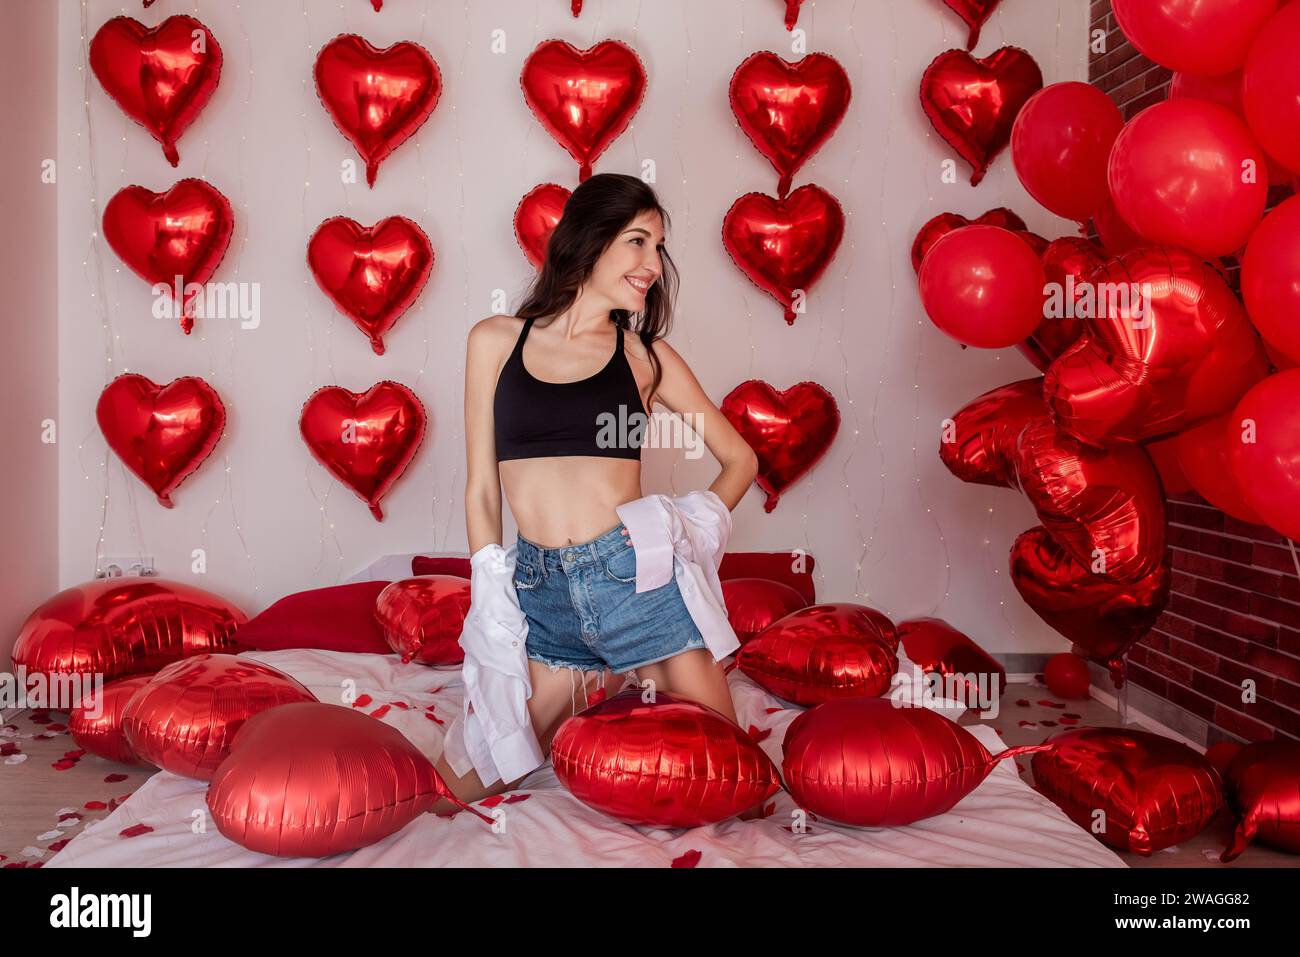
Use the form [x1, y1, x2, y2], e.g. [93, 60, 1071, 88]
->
[56, 0, 1087, 653]
[2, 0, 59, 666]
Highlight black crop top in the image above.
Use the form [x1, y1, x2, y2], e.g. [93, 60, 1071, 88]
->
[493, 316, 647, 461]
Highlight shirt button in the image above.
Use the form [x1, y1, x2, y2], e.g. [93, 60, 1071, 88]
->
[512, 640, 518, 647]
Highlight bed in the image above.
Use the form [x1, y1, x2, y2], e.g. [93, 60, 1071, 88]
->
[46, 646, 1126, 868]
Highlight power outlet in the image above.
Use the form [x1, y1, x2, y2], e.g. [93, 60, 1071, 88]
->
[96, 555, 156, 579]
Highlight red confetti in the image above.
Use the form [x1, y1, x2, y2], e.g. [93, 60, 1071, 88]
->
[0, 743, 21, 756]
[352, 694, 374, 708]
[119, 823, 153, 838]
[1041, 719, 1058, 727]
[503, 793, 531, 804]
[422, 711, 444, 725]
[64, 749, 86, 759]
[369, 704, 392, 719]
[390, 701, 411, 710]
[47, 839, 71, 852]
[1037, 699, 1066, 709]
[104, 773, 128, 782]
[1059, 716, 1079, 725]
[671, 849, 701, 868]
[84, 801, 108, 810]
[764, 707, 783, 715]
[1062, 712, 1081, 719]
[51, 759, 77, 771]
[746, 724, 772, 743]
[479, 794, 506, 809]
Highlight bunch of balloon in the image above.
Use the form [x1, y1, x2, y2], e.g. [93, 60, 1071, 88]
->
[513, 38, 647, 267]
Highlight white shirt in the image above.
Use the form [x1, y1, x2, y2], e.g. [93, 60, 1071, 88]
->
[442, 489, 739, 787]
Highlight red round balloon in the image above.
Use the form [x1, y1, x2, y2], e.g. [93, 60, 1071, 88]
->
[1169, 69, 1295, 186]
[299, 380, 426, 522]
[520, 39, 645, 181]
[919, 225, 1047, 349]
[1144, 434, 1194, 495]
[911, 207, 1027, 275]
[307, 216, 433, 355]
[314, 34, 441, 188]
[1175, 414, 1264, 524]
[89, 15, 222, 166]
[729, 52, 851, 198]
[96, 373, 226, 508]
[1111, 0, 1277, 76]
[722, 185, 845, 324]
[550, 690, 783, 828]
[720, 577, 809, 645]
[920, 47, 1044, 186]
[1011, 528, 1170, 686]
[1090, 192, 1146, 256]
[1011, 82, 1124, 223]
[737, 602, 898, 706]
[1043, 652, 1091, 699]
[1032, 726, 1225, 855]
[209, 701, 491, 857]
[1107, 99, 1269, 259]
[1044, 246, 1270, 445]
[1220, 739, 1300, 862]
[122, 653, 317, 780]
[1242, 196, 1300, 366]
[783, 697, 1049, 827]
[720, 379, 839, 512]
[1242, 3, 1300, 173]
[514, 183, 571, 269]
[1228, 369, 1300, 539]
[12, 578, 247, 688]
[102, 178, 234, 334]
[374, 576, 470, 665]
[68, 674, 155, 766]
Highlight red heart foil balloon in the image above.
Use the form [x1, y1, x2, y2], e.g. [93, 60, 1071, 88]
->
[102, 178, 234, 334]
[550, 689, 783, 827]
[209, 701, 491, 857]
[307, 216, 433, 355]
[783, 697, 1049, 827]
[729, 51, 852, 197]
[122, 653, 317, 780]
[314, 34, 441, 188]
[721, 577, 809, 645]
[722, 185, 845, 323]
[514, 183, 571, 268]
[783, 0, 806, 30]
[68, 674, 155, 766]
[939, 377, 1045, 488]
[89, 15, 223, 166]
[721, 379, 840, 511]
[1016, 237, 1106, 372]
[911, 207, 1028, 274]
[520, 39, 646, 181]
[897, 617, 1007, 704]
[1220, 740, 1300, 862]
[1043, 246, 1271, 445]
[12, 579, 246, 689]
[1031, 727, 1224, 855]
[374, 576, 471, 665]
[920, 47, 1043, 186]
[299, 380, 427, 522]
[1014, 417, 1167, 584]
[96, 373, 226, 508]
[737, 602, 899, 706]
[1011, 526, 1170, 685]
[942, 0, 1004, 50]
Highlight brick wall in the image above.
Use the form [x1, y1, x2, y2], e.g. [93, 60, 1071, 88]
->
[1088, 0, 1299, 745]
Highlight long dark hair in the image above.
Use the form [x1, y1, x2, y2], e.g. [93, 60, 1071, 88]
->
[515, 173, 678, 405]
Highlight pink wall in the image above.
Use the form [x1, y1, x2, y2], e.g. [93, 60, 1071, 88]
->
[0, 2, 59, 667]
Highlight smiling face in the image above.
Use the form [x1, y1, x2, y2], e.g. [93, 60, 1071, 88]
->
[587, 208, 665, 312]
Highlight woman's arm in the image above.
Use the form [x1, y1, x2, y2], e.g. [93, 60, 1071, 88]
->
[464, 317, 506, 553]
[649, 338, 759, 511]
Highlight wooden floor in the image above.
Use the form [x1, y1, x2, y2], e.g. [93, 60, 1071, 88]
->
[1, 680, 1295, 868]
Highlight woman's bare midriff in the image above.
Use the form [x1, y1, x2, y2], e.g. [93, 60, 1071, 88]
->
[499, 456, 642, 547]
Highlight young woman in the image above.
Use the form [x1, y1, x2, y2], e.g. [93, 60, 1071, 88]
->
[431, 173, 760, 816]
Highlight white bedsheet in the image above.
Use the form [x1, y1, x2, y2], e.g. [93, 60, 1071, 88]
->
[47, 648, 1125, 868]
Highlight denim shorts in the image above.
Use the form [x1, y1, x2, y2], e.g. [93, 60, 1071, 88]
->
[514, 521, 708, 675]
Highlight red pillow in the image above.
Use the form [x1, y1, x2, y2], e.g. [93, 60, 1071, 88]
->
[719, 551, 816, 604]
[410, 556, 472, 579]
[234, 581, 392, 654]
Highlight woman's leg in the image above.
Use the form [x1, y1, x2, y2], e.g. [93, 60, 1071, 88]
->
[429, 659, 608, 815]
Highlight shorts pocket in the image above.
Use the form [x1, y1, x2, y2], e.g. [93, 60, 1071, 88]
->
[602, 542, 637, 584]
[512, 559, 541, 591]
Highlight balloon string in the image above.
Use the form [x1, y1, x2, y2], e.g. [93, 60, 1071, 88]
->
[435, 782, 496, 826]
[991, 742, 1056, 764]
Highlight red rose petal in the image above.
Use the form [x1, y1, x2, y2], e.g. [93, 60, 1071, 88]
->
[84, 801, 107, 810]
[1059, 716, 1079, 725]
[1016, 699, 1030, 707]
[369, 704, 391, 719]
[353, 694, 373, 708]
[503, 793, 531, 804]
[119, 823, 153, 838]
[671, 849, 701, 868]
[104, 773, 128, 782]
[1037, 699, 1065, 709]
[1041, 719, 1058, 727]
[423, 712, 444, 724]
